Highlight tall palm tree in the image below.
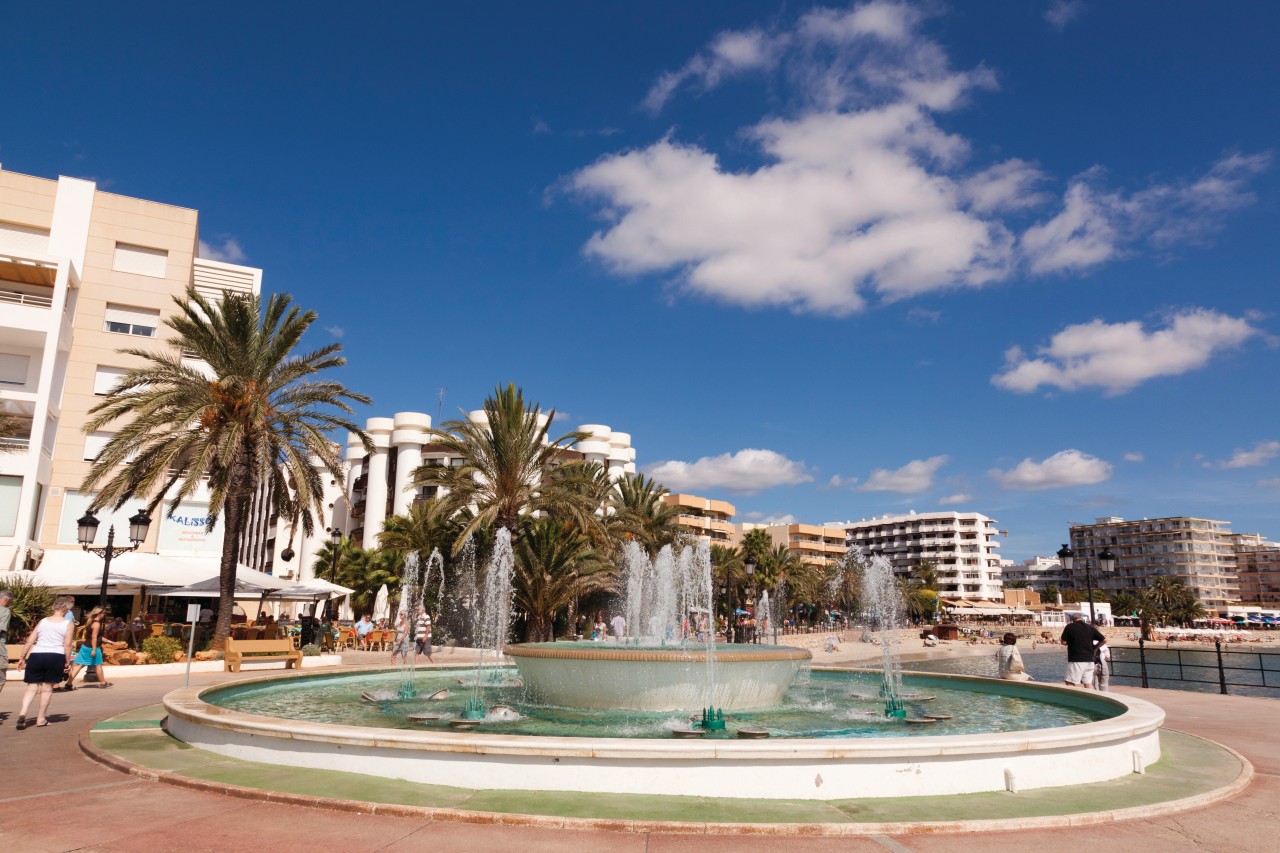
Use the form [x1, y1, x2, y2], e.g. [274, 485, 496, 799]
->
[410, 383, 591, 551]
[81, 287, 371, 648]
[514, 518, 613, 642]
[759, 543, 804, 593]
[608, 473, 680, 554]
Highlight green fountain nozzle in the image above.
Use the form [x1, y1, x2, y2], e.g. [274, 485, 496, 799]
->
[460, 696, 487, 721]
[697, 706, 726, 731]
[398, 683, 417, 700]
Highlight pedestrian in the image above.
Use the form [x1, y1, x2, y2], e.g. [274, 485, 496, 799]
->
[65, 606, 112, 689]
[415, 609, 434, 663]
[1093, 638, 1112, 692]
[610, 613, 626, 641]
[14, 596, 76, 729]
[1060, 612, 1105, 687]
[0, 589, 12, 698]
[996, 632, 1032, 681]
[389, 612, 410, 666]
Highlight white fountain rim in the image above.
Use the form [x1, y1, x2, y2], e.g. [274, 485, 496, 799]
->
[164, 667, 1165, 762]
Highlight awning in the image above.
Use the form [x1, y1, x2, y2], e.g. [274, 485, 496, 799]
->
[965, 607, 1035, 616]
[27, 550, 284, 593]
[264, 580, 354, 602]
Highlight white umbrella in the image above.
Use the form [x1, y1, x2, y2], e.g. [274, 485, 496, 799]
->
[373, 584, 390, 623]
[339, 596, 354, 621]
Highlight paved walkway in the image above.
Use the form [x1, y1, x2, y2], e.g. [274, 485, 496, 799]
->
[1, 653, 1276, 852]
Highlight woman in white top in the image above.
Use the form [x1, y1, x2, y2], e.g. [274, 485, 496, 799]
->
[16, 595, 76, 729]
[996, 632, 1033, 681]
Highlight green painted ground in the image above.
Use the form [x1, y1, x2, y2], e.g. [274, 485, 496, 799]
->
[89, 712, 1242, 825]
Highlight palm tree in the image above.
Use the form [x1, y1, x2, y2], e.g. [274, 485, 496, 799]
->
[340, 547, 405, 615]
[410, 383, 591, 551]
[514, 518, 613, 642]
[81, 287, 370, 648]
[759, 543, 803, 593]
[311, 535, 364, 619]
[0, 407, 27, 453]
[608, 473, 680, 554]
[378, 498, 460, 561]
[741, 528, 771, 564]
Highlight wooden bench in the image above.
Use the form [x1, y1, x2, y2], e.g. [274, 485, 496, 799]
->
[224, 638, 303, 673]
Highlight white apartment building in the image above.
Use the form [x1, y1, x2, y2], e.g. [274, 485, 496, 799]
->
[1067, 516, 1240, 608]
[836, 511, 1004, 599]
[1002, 555, 1074, 590]
[0, 166, 261, 576]
[343, 412, 636, 550]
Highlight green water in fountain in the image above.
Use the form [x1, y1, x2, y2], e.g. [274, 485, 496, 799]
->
[207, 667, 1115, 739]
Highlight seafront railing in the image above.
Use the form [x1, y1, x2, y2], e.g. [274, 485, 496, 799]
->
[1113, 639, 1280, 695]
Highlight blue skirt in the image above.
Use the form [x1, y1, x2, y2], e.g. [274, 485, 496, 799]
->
[73, 645, 104, 666]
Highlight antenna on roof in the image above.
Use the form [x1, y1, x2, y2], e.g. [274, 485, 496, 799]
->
[437, 387, 446, 426]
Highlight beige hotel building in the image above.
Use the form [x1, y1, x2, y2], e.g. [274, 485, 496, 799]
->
[0, 166, 262, 577]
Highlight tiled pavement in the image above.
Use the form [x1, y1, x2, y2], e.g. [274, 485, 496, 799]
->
[0, 653, 1276, 852]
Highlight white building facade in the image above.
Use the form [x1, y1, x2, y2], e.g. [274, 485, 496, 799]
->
[836, 511, 1004, 600]
[342, 412, 637, 551]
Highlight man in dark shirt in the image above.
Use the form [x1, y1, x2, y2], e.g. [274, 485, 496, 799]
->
[1060, 613, 1106, 687]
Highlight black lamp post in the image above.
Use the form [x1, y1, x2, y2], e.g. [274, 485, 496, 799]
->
[1057, 543, 1116, 625]
[78, 508, 152, 610]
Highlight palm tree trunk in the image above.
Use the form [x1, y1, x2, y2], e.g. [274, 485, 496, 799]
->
[211, 461, 253, 651]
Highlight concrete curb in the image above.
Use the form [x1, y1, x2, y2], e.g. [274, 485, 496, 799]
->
[78, 726, 1255, 836]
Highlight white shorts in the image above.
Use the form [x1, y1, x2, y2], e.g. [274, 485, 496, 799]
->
[1065, 661, 1095, 685]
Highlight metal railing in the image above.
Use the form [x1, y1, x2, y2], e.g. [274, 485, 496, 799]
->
[1112, 639, 1280, 695]
[0, 288, 53, 308]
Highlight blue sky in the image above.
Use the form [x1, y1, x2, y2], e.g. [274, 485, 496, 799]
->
[4, 2, 1278, 560]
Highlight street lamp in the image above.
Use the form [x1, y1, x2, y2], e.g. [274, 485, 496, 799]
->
[1057, 543, 1115, 625]
[78, 508, 152, 609]
[322, 528, 343, 621]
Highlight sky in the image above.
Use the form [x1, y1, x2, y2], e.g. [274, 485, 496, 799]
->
[3, 1, 1278, 561]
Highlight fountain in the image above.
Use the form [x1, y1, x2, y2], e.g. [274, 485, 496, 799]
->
[507, 539, 809, 713]
[163, 542, 1164, 800]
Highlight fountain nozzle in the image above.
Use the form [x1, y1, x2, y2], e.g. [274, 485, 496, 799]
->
[695, 707, 726, 731]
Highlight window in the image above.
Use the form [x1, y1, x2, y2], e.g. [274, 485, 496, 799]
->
[83, 431, 113, 461]
[0, 475, 21, 537]
[104, 304, 159, 338]
[112, 243, 168, 278]
[0, 352, 30, 386]
[93, 365, 128, 396]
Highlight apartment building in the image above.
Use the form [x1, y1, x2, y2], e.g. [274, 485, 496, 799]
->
[1232, 547, 1280, 607]
[343, 413, 637, 550]
[759, 522, 847, 568]
[663, 493, 735, 548]
[0, 166, 261, 573]
[836, 511, 1004, 599]
[1066, 516, 1239, 607]
[1002, 555, 1074, 590]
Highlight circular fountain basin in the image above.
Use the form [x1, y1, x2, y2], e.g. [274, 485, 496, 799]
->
[163, 667, 1164, 800]
[506, 642, 811, 711]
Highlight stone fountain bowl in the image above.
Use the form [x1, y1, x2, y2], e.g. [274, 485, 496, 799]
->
[505, 641, 812, 712]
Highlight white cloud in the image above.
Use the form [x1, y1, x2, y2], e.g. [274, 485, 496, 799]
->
[1218, 440, 1280, 470]
[324, 325, 345, 338]
[859, 455, 948, 493]
[645, 448, 814, 493]
[643, 27, 782, 113]
[823, 474, 857, 490]
[1044, 1, 1084, 30]
[1258, 478, 1280, 489]
[1021, 155, 1269, 275]
[571, 4, 1266, 318]
[990, 449, 1112, 491]
[743, 511, 798, 525]
[1123, 452, 1144, 463]
[937, 492, 971, 505]
[198, 236, 248, 264]
[992, 308, 1262, 395]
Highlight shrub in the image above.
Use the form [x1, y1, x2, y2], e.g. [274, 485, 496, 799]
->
[0, 576, 56, 641]
[142, 635, 183, 664]
[301, 643, 322, 657]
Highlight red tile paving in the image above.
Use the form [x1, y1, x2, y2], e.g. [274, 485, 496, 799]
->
[1, 654, 1276, 852]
